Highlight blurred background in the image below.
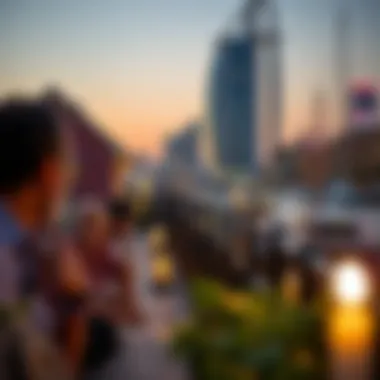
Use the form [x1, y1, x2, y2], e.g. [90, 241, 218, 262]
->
[1, 0, 380, 379]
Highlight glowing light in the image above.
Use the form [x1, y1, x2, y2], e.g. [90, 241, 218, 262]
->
[331, 262, 370, 305]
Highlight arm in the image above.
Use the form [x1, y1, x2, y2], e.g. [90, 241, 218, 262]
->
[123, 260, 143, 323]
[113, 259, 143, 326]
[56, 246, 89, 374]
[63, 307, 87, 375]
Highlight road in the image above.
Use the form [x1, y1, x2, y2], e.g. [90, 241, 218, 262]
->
[90, 232, 189, 380]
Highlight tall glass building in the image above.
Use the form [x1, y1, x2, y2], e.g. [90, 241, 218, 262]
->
[206, 35, 256, 174]
[203, 0, 281, 176]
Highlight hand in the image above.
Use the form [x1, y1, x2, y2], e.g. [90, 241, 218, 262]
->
[59, 246, 89, 295]
[127, 308, 145, 326]
[114, 304, 145, 326]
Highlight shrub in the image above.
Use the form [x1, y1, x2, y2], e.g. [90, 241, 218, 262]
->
[172, 278, 326, 380]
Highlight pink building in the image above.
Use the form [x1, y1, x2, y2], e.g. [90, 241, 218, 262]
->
[43, 89, 133, 202]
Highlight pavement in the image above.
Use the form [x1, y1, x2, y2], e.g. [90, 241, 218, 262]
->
[88, 232, 189, 380]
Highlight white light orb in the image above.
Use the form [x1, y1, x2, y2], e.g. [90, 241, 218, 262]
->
[331, 262, 371, 305]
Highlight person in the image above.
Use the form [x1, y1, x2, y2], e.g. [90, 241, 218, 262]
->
[107, 198, 142, 324]
[263, 223, 287, 288]
[107, 198, 132, 260]
[0, 98, 76, 379]
[75, 201, 116, 323]
[73, 200, 142, 375]
[51, 230, 90, 376]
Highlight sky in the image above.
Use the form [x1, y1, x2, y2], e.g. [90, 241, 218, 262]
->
[0, 0, 379, 157]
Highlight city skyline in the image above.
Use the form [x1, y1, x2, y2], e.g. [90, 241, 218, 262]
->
[1, 0, 378, 157]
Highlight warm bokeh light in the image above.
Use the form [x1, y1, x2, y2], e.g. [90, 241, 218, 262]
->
[331, 261, 371, 305]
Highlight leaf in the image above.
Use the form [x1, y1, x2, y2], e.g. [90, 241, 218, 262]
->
[171, 279, 325, 380]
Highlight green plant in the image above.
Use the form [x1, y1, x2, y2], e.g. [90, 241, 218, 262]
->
[172, 278, 326, 380]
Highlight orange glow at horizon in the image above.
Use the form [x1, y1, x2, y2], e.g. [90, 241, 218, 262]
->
[84, 89, 200, 158]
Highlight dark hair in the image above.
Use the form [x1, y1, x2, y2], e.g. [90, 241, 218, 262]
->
[108, 198, 131, 221]
[0, 98, 60, 195]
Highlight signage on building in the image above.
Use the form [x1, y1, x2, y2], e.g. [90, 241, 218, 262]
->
[349, 82, 379, 129]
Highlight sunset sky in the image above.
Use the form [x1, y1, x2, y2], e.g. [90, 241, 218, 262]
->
[1, 0, 378, 157]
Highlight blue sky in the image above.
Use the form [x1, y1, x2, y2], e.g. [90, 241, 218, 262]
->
[0, 0, 378, 154]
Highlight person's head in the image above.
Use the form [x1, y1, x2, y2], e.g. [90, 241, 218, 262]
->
[0, 98, 68, 229]
[108, 198, 131, 238]
[76, 199, 110, 252]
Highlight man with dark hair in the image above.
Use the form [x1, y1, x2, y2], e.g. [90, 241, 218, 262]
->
[0, 98, 73, 379]
[107, 197, 143, 324]
[0, 99, 66, 224]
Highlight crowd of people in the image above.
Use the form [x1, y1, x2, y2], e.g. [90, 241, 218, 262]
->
[0, 98, 143, 379]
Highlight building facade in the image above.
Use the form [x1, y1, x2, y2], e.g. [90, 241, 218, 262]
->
[43, 89, 133, 202]
[203, 0, 281, 177]
[166, 122, 200, 167]
[206, 35, 255, 174]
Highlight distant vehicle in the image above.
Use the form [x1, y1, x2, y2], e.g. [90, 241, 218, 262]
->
[309, 185, 380, 251]
[295, 184, 380, 297]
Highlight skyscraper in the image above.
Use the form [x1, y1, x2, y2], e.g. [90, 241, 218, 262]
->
[335, 2, 350, 130]
[165, 122, 200, 167]
[203, 0, 281, 176]
[206, 34, 255, 174]
[255, 0, 282, 169]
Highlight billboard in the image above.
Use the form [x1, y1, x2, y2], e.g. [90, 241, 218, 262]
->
[349, 82, 379, 129]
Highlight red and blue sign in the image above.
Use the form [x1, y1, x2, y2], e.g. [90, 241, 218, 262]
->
[350, 82, 379, 128]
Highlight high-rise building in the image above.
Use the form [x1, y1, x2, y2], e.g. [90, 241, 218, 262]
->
[335, 2, 351, 130]
[165, 122, 200, 167]
[203, 0, 281, 176]
[255, 0, 282, 169]
[335, 0, 380, 132]
[206, 35, 255, 174]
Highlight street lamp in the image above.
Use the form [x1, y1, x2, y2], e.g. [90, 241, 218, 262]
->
[328, 260, 375, 380]
[330, 261, 371, 306]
